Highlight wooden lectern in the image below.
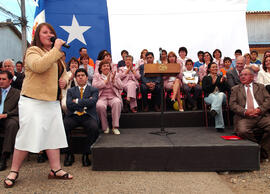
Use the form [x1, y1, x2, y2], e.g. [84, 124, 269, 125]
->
[144, 63, 180, 135]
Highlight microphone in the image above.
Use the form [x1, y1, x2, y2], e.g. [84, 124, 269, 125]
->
[159, 47, 162, 61]
[50, 37, 70, 49]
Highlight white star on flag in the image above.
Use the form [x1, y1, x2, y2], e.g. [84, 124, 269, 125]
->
[60, 15, 91, 45]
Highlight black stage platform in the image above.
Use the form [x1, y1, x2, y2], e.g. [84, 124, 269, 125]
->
[91, 127, 259, 171]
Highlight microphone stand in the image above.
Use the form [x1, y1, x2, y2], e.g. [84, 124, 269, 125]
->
[150, 47, 176, 136]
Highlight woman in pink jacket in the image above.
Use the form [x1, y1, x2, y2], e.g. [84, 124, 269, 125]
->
[92, 60, 123, 135]
[119, 55, 140, 113]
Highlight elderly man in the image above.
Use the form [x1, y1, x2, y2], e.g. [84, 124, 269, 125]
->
[0, 71, 20, 171]
[3, 59, 24, 90]
[227, 56, 245, 89]
[139, 52, 161, 112]
[230, 67, 270, 161]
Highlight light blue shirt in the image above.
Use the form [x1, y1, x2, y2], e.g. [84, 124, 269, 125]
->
[0, 86, 11, 114]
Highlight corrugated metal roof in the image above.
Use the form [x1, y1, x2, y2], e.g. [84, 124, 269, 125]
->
[246, 11, 270, 14]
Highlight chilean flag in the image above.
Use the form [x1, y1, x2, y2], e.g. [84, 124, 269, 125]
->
[32, 0, 249, 63]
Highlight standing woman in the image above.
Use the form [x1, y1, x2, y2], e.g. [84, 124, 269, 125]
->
[4, 23, 72, 188]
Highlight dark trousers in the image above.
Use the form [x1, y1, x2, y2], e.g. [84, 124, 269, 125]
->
[0, 118, 19, 154]
[140, 84, 161, 107]
[236, 115, 270, 155]
[183, 84, 202, 106]
[64, 114, 99, 154]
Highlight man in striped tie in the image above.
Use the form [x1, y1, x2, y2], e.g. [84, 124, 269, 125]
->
[64, 68, 99, 167]
[230, 67, 270, 162]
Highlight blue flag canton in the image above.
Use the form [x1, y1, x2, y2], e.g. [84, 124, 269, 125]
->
[44, 0, 111, 62]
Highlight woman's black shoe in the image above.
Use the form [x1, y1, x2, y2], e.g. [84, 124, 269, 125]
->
[82, 154, 91, 166]
[216, 128, 224, 133]
[64, 154, 74, 166]
[37, 152, 47, 163]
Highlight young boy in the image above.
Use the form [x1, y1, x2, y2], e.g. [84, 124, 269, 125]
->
[220, 57, 233, 76]
[182, 59, 202, 110]
[194, 51, 204, 72]
[250, 50, 261, 65]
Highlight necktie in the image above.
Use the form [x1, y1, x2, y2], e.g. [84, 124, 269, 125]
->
[246, 85, 254, 110]
[0, 90, 7, 114]
[76, 87, 85, 116]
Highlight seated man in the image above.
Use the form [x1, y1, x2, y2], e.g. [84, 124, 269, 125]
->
[227, 56, 245, 89]
[139, 52, 161, 112]
[0, 71, 20, 171]
[3, 59, 24, 90]
[64, 68, 99, 167]
[230, 67, 270, 161]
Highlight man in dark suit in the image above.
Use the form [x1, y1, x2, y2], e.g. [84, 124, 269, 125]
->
[230, 67, 270, 161]
[227, 56, 245, 89]
[140, 52, 161, 112]
[0, 71, 20, 171]
[3, 59, 24, 90]
[64, 68, 99, 167]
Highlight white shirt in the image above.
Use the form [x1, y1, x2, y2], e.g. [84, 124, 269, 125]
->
[257, 69, 270, 86]
[244, 83, 259, 109]
[183, 70, 198, 84]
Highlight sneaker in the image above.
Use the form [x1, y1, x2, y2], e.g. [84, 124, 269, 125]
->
[210, 110, 217, 117]
[112, 128, 120, 135]
[104, 127, 110, 134]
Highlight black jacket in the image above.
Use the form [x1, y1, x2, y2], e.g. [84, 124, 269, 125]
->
[202, 75, 229, 97]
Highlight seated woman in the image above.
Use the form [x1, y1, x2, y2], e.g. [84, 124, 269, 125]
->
[163, 51, 184, 111]
[119, 55, 140, 113]
[61, 57, 79, 113]
[92, 60, 123, 135]
[202, 62, 229, 132]
[257, 56, 270, 94]
[136, 49, 148, 68]
[95, 50, 108, 68]
[199, 51, 213, 82]
[213, 49, 224, 69]
[95, 52, 117, 74]
[79, 54, 94, 85]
